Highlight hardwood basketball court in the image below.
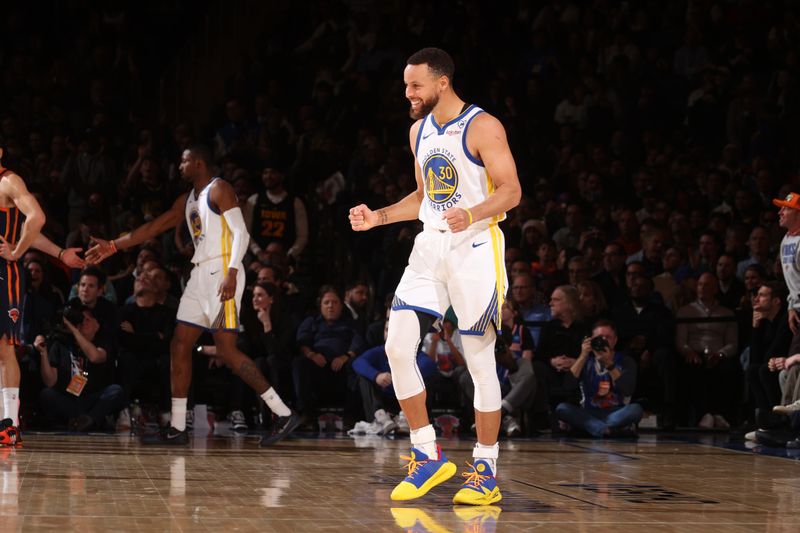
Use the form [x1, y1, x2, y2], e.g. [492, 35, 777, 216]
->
[1, 431, 798, 531]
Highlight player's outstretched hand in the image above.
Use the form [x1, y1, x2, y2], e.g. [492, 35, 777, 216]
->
[60, 247, 85, 269]
[85, 237, 116, 264]
[349, 204, 380, 231]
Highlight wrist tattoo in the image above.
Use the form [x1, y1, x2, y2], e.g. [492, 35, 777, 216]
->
[378, 209, 388, 225]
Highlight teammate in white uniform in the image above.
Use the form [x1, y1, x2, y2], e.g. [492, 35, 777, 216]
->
[350, 48, 521, 505]
[87, 145, 300, 445]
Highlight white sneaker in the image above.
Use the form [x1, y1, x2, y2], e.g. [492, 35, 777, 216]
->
[186, 409, 194, 431]
[227, 410, 248, 432]
[115, 408, 131, 431]
[745, 430, 758, 441]
[374, 409, 397, 435]
[773, 400, 800, 414]
[712, 415, 730, 429]
[502, 414, 521, 437]
[347, 421, 373, 436]
[697, 413, 714, 429]
[394, 411, 410, 434]
[638, 414, 658, 429]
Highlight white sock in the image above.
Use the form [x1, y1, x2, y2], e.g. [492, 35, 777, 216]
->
[0, 387, 5, 419]
[172, 398, 187, 431]
[473, 442, 499, 476]
[410, 424, 438, 459]
[261, 387, 291, 417]
[3, 388, 19, 426]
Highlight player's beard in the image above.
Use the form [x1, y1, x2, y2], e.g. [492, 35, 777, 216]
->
[409, 93, 439, 120]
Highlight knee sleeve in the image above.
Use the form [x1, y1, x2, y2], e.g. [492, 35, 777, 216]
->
[461, 329, 502, 412]
[385, 309, 435, 400]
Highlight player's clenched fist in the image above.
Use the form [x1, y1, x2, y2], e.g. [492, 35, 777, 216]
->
[349, 204, 380, 231]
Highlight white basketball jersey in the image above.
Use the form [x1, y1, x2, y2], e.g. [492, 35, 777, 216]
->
[185, 178, 240, 265]
[415, 105, 505, 231]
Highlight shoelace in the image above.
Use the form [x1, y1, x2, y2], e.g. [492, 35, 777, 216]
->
[461, 462, 491, 488]
[399, 453, 428, 479]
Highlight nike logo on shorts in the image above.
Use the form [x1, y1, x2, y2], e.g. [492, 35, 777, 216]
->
[210, 270, 220, 275]
[472, 242, 487, 248]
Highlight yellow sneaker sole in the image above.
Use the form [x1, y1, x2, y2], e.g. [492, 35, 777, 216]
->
[390, 461, 457, 501]
[452, 486, 502, 506]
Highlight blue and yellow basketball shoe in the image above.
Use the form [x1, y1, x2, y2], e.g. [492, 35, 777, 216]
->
[452, 460, 502, 505]
[390, 445, 457, 501]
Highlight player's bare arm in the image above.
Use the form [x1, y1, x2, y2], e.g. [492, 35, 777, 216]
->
[442, 113, 521, 232]
[30, 233, 85, 269]
[85, 193, 187, 264]
[0, 172, 45, 261]
[209, 179, 247, 302]
[349, 120, 426, 232]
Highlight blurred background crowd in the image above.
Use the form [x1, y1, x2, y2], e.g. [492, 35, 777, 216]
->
[2, 0, 800, 439]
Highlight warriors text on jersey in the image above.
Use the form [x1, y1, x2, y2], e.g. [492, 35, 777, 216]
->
[414, 104, 506, 232]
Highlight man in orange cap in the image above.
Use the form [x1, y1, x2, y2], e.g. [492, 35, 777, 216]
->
[774, 192, 800, 334]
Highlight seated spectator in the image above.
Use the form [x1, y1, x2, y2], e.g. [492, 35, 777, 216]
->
[592, 242, 627, 308]
[555, 320, 642, 437]
[352, 316, 437, 430]
[530, 240, 559, 296]
[532, 285, 589, 421]
[612, 275, 678, 428]
[116, 273, 175, 425]
[36, 301, 125, 431]
[676, 272, 740, 428]
[71, 266, 119, 350]
[747, 282, 791, 430]
[626, 229, 666, 278]
[736, 226, 771, 280]
[233, 281, 298, 429]
[510, 272, 550, 346]
[577, 280, 610, 324]
[716, 254, 745, 311]
[293, 285, 365, 426]
[343, 280, 371, 334]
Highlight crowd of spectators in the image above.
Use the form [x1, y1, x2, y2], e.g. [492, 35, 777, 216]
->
[2, 1, 800, 439]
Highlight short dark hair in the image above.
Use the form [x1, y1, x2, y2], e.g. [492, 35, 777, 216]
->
[187, 144, 213, 167]
[407, 47, 455, 82]
[80, 265, 106, 286]
[760, 281, 788, 302]
[592, 319, 617, 333]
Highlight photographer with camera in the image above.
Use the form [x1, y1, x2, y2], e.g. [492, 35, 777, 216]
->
[36, 300, 125, 432]
[554, 320, 642, 438]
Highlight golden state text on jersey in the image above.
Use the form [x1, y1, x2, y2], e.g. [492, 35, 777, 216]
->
[414, 105, 505, 232]
[421, 148, 462, 210]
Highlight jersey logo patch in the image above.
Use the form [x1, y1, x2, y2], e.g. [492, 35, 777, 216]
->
[189, 208, 204, 243]
[7, 308, 19, 324]
[423, 154, 458, 204]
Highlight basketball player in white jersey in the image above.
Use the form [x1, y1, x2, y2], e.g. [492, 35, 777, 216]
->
[350, 48, 521, 505]
[86, 145, 300, 445]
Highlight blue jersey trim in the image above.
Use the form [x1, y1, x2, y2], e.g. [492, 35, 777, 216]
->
[461, 110, 485, 167]
[176, 319, 209, 332]
[390, 304, 443, 321]
[176, 318, 238, 333]
[429, 104, 475, 135]
[414, 119, 426, 159]
[206, 178, 221, 215]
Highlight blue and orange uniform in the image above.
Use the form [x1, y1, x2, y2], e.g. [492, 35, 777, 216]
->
[0, 167, 23, 346]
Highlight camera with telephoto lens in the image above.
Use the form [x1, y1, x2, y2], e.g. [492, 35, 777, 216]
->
[590, 335, 609, 353]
